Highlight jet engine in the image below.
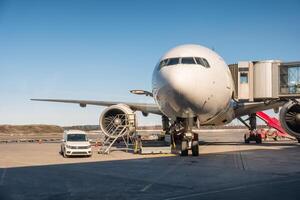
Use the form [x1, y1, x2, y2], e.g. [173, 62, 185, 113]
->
[279, 101, 300, 139]
[99, 104, 136, 138]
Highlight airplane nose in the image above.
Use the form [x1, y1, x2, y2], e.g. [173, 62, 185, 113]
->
[160, 66, 207, 112]
[162, 66, 203, 97]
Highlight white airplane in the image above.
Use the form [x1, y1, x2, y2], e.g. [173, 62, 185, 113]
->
[32, 44, 300, 156]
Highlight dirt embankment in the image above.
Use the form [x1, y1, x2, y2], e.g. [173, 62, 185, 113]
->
[0, 125, 64, 134]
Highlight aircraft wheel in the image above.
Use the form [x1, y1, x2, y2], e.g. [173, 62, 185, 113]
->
[244, 134, 250, 144]
[191, 141, 199, 156]
[180, 140, 188, 156]
[255, 134, 262, 144]
[297, 138, 300, 143]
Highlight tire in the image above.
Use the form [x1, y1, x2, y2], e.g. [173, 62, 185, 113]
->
[256, 134, 262, 144]
[191, 141, 199, 156]
[63, 149, 68, 158]
[244, 134, 250, 144]
[181, 140, 188, 156]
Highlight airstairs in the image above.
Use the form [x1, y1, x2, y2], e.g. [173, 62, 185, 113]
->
[256, 111, 295, 140]
[99, 114, 136, 154]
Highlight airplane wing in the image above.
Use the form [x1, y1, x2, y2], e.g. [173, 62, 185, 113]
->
[234, 99, 286, 117]
[31, 99, 163, 115]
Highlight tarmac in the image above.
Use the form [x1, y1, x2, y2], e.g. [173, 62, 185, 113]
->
[0, 130, 300, 200]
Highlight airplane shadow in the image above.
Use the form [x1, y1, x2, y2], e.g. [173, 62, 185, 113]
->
[1, 144, 300, 200]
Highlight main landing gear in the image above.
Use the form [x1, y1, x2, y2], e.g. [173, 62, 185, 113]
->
[163, 116, 199, 156]
[180, 132, 199, 156]
[238, 113, 262, 144]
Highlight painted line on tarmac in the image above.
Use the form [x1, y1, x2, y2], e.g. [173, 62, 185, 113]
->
[140, 183, 153, 192]
[237, 145, 247, 171]
[140, 142, 207, 192]
[233, 144, 247, 171]
[163, 177, 300, 200]
[142, 140, 208, 192]
[140, 157, 185, 192]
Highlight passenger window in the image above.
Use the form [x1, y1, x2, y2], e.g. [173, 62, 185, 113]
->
[168, 58, 180, 65]
[181, 57, 196, 64]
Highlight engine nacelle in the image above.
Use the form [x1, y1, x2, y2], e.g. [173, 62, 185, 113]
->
[99, 104, 136, 138]
[279, 101, 300, 139]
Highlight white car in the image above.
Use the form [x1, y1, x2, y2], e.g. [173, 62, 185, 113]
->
[61, 130, 92, 157]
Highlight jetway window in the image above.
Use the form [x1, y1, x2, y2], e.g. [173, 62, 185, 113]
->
[240, 73, 248, 83]
[280, 64, 300, 94]
[181, 57, 196, 64]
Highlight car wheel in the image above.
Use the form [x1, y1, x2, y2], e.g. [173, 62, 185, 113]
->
[63, 149, 68, 158]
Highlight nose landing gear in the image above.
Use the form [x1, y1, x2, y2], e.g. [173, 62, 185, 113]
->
[179, 132, 199, 156]
[165, 117, 199, 156]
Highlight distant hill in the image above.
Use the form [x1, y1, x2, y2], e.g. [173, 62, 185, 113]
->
[63, 125, 99, 131]
[0, 124, 268, 135]
[0, 125, 63, 134]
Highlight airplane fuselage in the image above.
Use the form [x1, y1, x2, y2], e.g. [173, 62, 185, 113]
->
[152, 44, 235, 125]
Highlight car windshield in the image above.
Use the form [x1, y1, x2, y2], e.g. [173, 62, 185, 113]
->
[67, 134, 87, 141]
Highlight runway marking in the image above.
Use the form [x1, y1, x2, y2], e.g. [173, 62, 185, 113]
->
[140, 183, 153, 192]
[140, 157, 185, 192]
[238, 144, 247, 171]
[0, 168, 7, 186]
[239, 151, 247, 171]
[140, 143, 208, 192]
[163, 177, 300, 200]
[233, 144, 247, 171]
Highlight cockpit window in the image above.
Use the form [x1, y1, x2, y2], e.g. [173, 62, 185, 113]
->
[195, 57, 205, 66]
[202, 58, 210, 68]
[168, 58, 180, 65]
[195, 57, 210, 68]
[181, 57, 196, 64]
[158, 57, 210, 70]
[159, 59, 169, 68]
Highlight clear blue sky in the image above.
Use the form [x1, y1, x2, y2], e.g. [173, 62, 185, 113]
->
[0, 0, 300, 126]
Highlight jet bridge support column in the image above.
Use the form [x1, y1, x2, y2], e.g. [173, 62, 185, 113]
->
[244, 113, 262, 144]
[249, 113, 256, 131]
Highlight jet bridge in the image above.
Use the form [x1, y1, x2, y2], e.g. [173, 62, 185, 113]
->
[229, 60, 300, 101]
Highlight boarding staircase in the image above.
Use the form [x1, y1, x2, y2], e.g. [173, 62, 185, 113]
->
[256, 111, 294, 140]
[99, 114, 136, 154]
